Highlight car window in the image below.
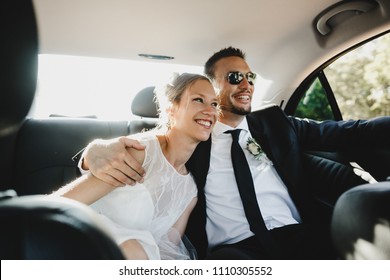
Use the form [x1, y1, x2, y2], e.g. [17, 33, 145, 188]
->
[30, 55, 203, 120]
[291, 32, 390, 121]
[294, 77, 335, 121]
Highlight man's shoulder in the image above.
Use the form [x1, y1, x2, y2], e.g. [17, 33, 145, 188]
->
[253, 103, 280, 110]
[248, 104, 283, 116]
[247, 104, 288, 123]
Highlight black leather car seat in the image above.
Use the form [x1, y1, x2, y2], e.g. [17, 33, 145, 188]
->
[0, 194, 124, 259]
[331, 181, 390, 259]
[13, 117, 129, 196]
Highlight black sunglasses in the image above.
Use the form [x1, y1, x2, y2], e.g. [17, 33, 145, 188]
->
[227, 71, 257, 85]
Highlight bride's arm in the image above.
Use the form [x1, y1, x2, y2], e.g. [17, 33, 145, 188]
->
[51, 172, 118, 205]
[52, 146, 146, 205]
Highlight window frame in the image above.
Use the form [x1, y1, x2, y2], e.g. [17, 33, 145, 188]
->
[284, 31, 390, 121]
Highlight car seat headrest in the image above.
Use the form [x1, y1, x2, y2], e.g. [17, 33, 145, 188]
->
[0, 0, 38, 136]
[0, 194, 125, 259]
[131, 86, 159, 118]
[331, 181, 390, 259]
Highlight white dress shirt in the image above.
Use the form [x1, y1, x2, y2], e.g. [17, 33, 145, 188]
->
[205, 119, 301, 249]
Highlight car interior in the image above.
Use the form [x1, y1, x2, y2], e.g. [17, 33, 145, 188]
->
[1, 0, 390, 260]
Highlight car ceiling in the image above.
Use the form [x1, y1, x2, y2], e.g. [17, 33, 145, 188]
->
[32, 0, 390, 106]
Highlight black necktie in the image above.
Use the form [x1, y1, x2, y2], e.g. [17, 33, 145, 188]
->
[225, 129, 281, 258]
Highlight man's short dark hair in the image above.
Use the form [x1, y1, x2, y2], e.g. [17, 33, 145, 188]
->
[204, 47, 246, 80]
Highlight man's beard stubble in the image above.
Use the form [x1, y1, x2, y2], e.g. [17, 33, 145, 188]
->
[231, 104, 251, 116]
[221, 100, 251, 116]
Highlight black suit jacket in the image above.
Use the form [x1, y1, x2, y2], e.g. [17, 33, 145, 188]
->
[185, 105, 390, 259]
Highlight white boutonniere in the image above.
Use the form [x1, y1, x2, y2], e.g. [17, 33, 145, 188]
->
[246, 137, 264, 160]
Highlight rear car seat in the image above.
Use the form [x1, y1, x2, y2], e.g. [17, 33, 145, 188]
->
[6, 86, 159, 196]
[13, 118, 129, 195]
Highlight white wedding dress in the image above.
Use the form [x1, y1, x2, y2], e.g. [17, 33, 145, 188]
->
[90, 133, 197, 259]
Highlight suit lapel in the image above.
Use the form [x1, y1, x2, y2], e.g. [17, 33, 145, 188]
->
[247, 106, 309, 217]
[246, 112, 275, 163]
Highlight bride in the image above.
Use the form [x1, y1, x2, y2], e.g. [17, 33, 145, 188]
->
[51, 73, 218, 259]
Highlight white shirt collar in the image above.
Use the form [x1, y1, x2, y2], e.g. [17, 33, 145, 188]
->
[213, 118, 249, 137]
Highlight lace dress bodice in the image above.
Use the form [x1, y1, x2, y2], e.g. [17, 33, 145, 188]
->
[90, 134, 197, 259]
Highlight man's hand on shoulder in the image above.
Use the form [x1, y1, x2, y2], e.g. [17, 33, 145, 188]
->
[83, 136, 146, 187]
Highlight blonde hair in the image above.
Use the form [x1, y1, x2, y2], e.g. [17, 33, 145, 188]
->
[154, 73, 212, 130]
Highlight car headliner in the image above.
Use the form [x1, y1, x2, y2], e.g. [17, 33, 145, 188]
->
[32, 0, 390, 107]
